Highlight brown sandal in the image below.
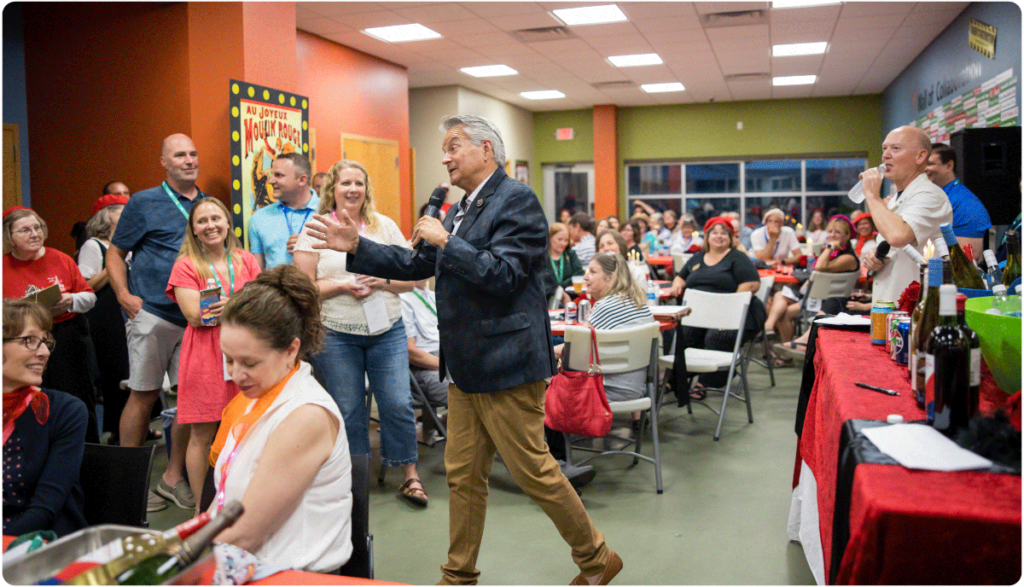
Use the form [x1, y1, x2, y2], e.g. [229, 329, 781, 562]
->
[398, 478, 428, 508]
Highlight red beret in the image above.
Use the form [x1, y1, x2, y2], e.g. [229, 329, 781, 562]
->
[3, 206, 30, 218]
[703, 216, 734, 237]
[92, 194, 129, 216]
[853, 211, 872, 225]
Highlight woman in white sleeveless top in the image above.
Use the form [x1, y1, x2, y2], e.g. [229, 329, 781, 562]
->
[210, 265, 352, 573]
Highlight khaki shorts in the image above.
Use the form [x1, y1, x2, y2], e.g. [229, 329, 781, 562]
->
[125, 308, 185, 392]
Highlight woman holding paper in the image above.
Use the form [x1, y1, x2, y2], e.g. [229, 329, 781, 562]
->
[167, 197, 261, 512]
[3, 207, 99, 443]
[293, 160, 425, 507]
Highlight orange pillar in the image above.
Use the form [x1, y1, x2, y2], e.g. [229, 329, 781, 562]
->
[593, 104, 618, 220]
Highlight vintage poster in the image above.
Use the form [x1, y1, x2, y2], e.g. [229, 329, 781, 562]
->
[229, 80, 310, 249]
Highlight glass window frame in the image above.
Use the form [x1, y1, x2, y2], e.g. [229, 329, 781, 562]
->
[625, 156, 868, 229]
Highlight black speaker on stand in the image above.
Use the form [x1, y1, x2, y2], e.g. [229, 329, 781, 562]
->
[949, 127, 1022, 227]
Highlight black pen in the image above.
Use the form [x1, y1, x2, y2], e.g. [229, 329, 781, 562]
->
[855, 382, 899, 396]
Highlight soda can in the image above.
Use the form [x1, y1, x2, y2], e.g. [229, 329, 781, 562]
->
[893, 318, 910, 365]
[886, 311, 908, 356]
[577, 299, 591, 324]
[870, 301, 896, 344]
[565, 301, 577, 325]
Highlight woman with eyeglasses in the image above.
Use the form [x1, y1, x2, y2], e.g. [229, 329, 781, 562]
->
[3, 299, 89, 537]
[3, 207, 99, 443]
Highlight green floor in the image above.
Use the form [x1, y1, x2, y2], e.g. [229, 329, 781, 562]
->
[147, 361, 816, 585]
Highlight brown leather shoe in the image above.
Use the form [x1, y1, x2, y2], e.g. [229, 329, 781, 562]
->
[570, 551, 622, 585]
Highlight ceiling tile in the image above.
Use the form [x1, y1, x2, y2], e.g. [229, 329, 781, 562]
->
[841, 2, 914, 18]
[620, 2, 698, 19]
[727, 78, 771, 101]
[460, 2, 545, 18]
[297, 17, 353, 37]
[391, 3, 478, 22]
[570, 21, 642, 39]
[426, 18, 503, 37]
[705, 23, 770, 43]
[771, 84, 814, 99]
[834, 14, 906, 32]
[583, 34, 654, 53]
[337, 10, 415, 30]
[303, 2, 387, 17]
[770, 54, 824, 77]
[632, 15, 703, 34]
[693, 2, 769, 16]
[642, 28, 710, 46]
[911, 2, 969, 14]
[769, 21, 834, 43]
[485, 11, 562, 31]
[769, 3, 841, 23]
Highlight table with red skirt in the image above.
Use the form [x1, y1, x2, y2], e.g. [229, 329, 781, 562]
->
[789, 325, 1021, 584]
[1, 535, 403, 585]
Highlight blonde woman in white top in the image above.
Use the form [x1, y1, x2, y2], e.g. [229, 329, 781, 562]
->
[213, 265, 352, 572]
[293, 160, 427, 507]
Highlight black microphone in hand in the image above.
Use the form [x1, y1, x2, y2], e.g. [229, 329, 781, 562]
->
[415, 186, 448, 250]
[866, 241, 891, 279]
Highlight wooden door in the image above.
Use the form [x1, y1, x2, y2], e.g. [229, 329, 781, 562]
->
[3, 124, 23, 211]
[342, 134, 400, 224]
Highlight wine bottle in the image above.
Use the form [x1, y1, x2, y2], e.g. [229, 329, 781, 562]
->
[925, 284, 971, 434]
[914, 258, 947, 410]
[956, 292, 981, 423]
[934, 236, 950, 259]
[1002, 230, 1021, 290]
[908, 261, 927, 394]
[939, 223, 986, 289]
[62, 514, 212, 585]
[116, 501, 244, 585]
[983, 249, 1002, 289]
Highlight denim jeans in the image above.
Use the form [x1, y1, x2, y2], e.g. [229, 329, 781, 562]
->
[312, 320, 418, 465]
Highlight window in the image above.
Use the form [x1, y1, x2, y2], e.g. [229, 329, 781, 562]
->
[626, 157, 867, 230]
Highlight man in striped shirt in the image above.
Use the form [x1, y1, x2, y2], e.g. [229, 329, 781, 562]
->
[568, 213, 597, 265]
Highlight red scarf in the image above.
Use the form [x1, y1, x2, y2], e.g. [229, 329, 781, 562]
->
[3, 386, 49, 445]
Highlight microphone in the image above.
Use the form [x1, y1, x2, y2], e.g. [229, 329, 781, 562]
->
[866, 241, 891, 279]
[416, 186, 448, 251]
[423, 187, 447, 220]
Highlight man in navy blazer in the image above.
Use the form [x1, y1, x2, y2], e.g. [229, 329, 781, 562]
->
[305, 115, 621, 585]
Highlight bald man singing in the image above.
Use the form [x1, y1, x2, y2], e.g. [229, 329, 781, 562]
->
[857, 125, 952, 304]
[107, 133, 207, 513]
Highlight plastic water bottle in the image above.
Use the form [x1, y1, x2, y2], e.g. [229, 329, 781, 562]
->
[983, 249, 1002, 289]
[986, 284, 1022, 316]
[847, 164, 887, 203]
[646, 280, 658, 307]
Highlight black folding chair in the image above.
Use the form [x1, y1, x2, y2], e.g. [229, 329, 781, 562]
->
[80, 443, 156, 527]
[337, 453, 374, 579]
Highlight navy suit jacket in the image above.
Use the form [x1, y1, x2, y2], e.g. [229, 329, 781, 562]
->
[347, 167, 557, 393]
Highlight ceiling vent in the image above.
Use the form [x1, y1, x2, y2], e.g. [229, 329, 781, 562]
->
[592, 80, 636, 90]
[700, 9, 768, 29]
[724, 72, 771, 82]
[511, 26, 576, 43]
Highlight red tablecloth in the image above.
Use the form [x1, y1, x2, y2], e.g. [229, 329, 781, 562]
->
[758, 268, 871, 286]
[647, 255, 673, 269]
[796, 328, 1021, 584]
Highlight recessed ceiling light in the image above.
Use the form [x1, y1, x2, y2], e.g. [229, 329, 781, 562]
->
[641, 82, 685, 93]
[608, 53, 663, 67]
[773, 42, 828, 57]
[552, 4, 628, 26]
[771, 0, 841, 8]
[521, 90, 566, 100]
[773, 75, 817, 86]
[461, 65, 518, 78]
[362, 23, 441, 43]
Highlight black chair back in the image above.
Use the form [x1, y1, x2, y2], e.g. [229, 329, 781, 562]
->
[337, 453, 373, 579]
[80, 443, 156, 527]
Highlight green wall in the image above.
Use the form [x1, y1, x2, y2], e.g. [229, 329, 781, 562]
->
[533, 95, 884, 212]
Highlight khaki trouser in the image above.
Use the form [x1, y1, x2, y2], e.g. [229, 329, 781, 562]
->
[440, 381, 610, 584]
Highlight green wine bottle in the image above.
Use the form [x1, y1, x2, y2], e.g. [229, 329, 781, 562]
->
[939, 223, 986, 289]
[115, 501, 244, 585]
[1002, 230, 1021, 290]
[914, 258, 948, 410]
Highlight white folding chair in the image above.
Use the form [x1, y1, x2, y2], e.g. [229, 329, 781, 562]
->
[657, 289, 753, 441]
[672, 253, 693, 274]
[746, 275, 776, 386]
[797, 270, 860, 331]
[562, 322, 664, 493]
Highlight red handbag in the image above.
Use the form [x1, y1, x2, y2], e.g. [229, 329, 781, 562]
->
[544, 325, 613, 437]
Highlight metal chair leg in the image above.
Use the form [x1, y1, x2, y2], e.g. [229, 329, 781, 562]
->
[761, 332, 776, 386]
[713, 377, 732, 441]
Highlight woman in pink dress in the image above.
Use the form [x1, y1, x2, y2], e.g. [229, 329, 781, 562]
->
[166, 197, 260, 513]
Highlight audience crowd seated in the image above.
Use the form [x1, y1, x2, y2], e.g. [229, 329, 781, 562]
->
[2, 119, 990, 579]
[3, 299, 88, 538]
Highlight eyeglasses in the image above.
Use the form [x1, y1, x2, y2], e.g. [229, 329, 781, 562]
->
[12, 225, 44, 236]
[3, 335, 56, 352]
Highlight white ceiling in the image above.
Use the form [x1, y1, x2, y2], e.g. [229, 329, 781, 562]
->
[295, 1, 968, 111]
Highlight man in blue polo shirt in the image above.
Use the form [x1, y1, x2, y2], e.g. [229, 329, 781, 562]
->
[248, 153, 319, 269]
[927, 143, 992, 260]
[107, 133, 204, 512]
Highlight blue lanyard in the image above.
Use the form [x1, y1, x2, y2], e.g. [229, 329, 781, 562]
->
[284, 206, 312, 237]
[162, 182, 191, 219]
[207, 255, 236, 297]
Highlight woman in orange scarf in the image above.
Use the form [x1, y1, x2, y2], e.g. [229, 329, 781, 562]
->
[207, 265, 352, 573]
[2, 299, 88, 537]
[853, 211, 878, 258]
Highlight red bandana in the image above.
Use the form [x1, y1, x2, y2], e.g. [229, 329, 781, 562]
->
[3, 386, 50, 445]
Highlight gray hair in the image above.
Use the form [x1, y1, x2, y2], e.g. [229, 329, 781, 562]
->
[85, 204, 124, 240]
[440, 115, 506, 168]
